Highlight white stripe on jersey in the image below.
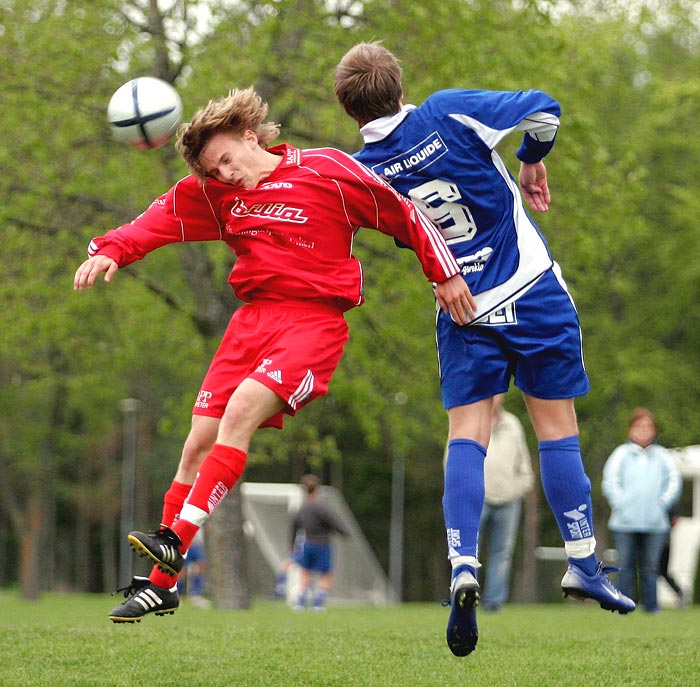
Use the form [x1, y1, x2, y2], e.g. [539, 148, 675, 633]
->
[468, 150, 553, 322]
[449, 110, 559, 150]
[174, 177, 225, 241]
[304, 148, 381, 228]
[304, 149, 458, 277]
[449, 113, 519, 150]
[515, 111, 560, 142]
[413, 205, 459, 274]
[170, 178, 187, 242]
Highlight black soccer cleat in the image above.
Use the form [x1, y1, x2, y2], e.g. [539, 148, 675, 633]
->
[108, 576, 179, 623]
[128, 526, 184, 576]
[446, 566, 480, 657]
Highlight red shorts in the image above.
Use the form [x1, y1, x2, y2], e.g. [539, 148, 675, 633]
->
[192, 301, 349, 428]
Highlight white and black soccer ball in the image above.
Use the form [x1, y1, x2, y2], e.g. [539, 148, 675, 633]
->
[107, 77, 183, 150]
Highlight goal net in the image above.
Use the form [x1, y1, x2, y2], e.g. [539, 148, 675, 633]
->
[241, 482, 397, 606]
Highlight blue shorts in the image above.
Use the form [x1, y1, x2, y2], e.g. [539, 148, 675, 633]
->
[438, 267, 590, 407]
[294, 542, 333, 574]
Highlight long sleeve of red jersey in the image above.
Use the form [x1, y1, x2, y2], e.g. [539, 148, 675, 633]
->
[87, 176, 225, 267]
[300, 148, 460, 283]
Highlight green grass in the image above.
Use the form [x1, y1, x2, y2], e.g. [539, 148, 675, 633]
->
[0, 591, 697, 687]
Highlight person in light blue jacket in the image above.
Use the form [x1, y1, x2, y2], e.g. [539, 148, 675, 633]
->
[602, 408, 682, 612]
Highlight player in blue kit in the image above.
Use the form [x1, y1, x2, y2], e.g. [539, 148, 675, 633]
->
[334, 42, 635, 656]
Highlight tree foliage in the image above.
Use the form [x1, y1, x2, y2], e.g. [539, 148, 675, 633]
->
[1, 0, 699, 601]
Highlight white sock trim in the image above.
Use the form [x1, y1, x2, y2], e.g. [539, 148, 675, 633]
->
[179, 504, 209, 527]
[564, 537, 597, 558]
[450, 555, 481, 570]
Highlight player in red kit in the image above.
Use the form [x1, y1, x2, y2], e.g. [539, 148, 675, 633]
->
[73, 86, 475, 622]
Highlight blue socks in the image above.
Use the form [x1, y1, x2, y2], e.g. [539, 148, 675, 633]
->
[313, 589, 328, 609]
[539, 435, 597, 570]
[442, 439, 486, 560]
[444, 435, 597, 574]
[571, 553, 598, 576]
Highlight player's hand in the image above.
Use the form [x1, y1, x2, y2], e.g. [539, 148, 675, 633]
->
[435, 274, 476, 326]
[519, 161, 550, 213]
[73, 255, 119, 290]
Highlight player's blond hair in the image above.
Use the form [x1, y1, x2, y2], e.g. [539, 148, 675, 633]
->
[177, 86, 280, 180]
[334, 41, 403, 127]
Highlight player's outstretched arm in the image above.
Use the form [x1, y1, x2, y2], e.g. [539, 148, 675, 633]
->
[519, 161, 551, 213]
[73, 255, 119, 290]
[434, 274, 476, 326]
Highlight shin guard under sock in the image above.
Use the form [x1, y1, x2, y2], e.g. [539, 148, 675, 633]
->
[442, 439, 486, 560]
[539, 436, 597, 564]
[173, 443, 247, 551]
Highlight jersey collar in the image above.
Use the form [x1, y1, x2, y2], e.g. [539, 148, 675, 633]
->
[360, 104, 416, 143]
[267, 142, 301, 168]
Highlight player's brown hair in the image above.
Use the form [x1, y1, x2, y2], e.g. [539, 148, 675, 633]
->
[300, 474, 321, 495]
[334, 41, 403, 127]
[628, 407, 657, 430]
[176, 86, 280, 180]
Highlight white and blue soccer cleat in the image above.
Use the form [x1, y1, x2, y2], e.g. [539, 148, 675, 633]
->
[561, 562, 636, 614]
[445, 566, 480, 657]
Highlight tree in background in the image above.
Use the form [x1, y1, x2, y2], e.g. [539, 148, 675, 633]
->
[1, 0, 699, 602]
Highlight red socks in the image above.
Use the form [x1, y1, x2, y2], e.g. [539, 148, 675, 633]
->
[149, 481, 191, 588]
[149, 568, 177, 589]
[161, 480, 192, 528]
[149, 445, 247, 590]
[172, 443, 247, 550]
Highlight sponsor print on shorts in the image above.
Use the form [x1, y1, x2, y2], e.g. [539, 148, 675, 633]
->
[195, 390, 213, 409]
[480, 302, 517, 326]
[256, 358, 283, 384]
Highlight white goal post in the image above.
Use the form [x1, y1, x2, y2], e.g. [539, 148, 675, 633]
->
[240, 482, 398, 606]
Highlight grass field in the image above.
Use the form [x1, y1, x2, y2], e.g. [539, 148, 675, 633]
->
[0, 591, 697, 687]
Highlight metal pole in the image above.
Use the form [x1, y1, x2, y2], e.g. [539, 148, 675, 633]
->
[389, 452, 405, 601]
[118, 398, 140, 584]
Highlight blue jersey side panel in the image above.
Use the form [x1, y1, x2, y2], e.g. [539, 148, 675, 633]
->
[355, 89, 558, 321]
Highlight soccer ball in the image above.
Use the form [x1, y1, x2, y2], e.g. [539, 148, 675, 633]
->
[107, 77, 183, 150]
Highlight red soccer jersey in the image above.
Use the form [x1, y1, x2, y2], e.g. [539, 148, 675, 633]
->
[88, 143, 459, 311]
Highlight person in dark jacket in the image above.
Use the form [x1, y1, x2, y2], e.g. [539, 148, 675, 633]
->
[290, 474, 348, 611]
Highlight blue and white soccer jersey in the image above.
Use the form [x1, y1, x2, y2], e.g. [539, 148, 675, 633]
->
[355, 88, 589, 403]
